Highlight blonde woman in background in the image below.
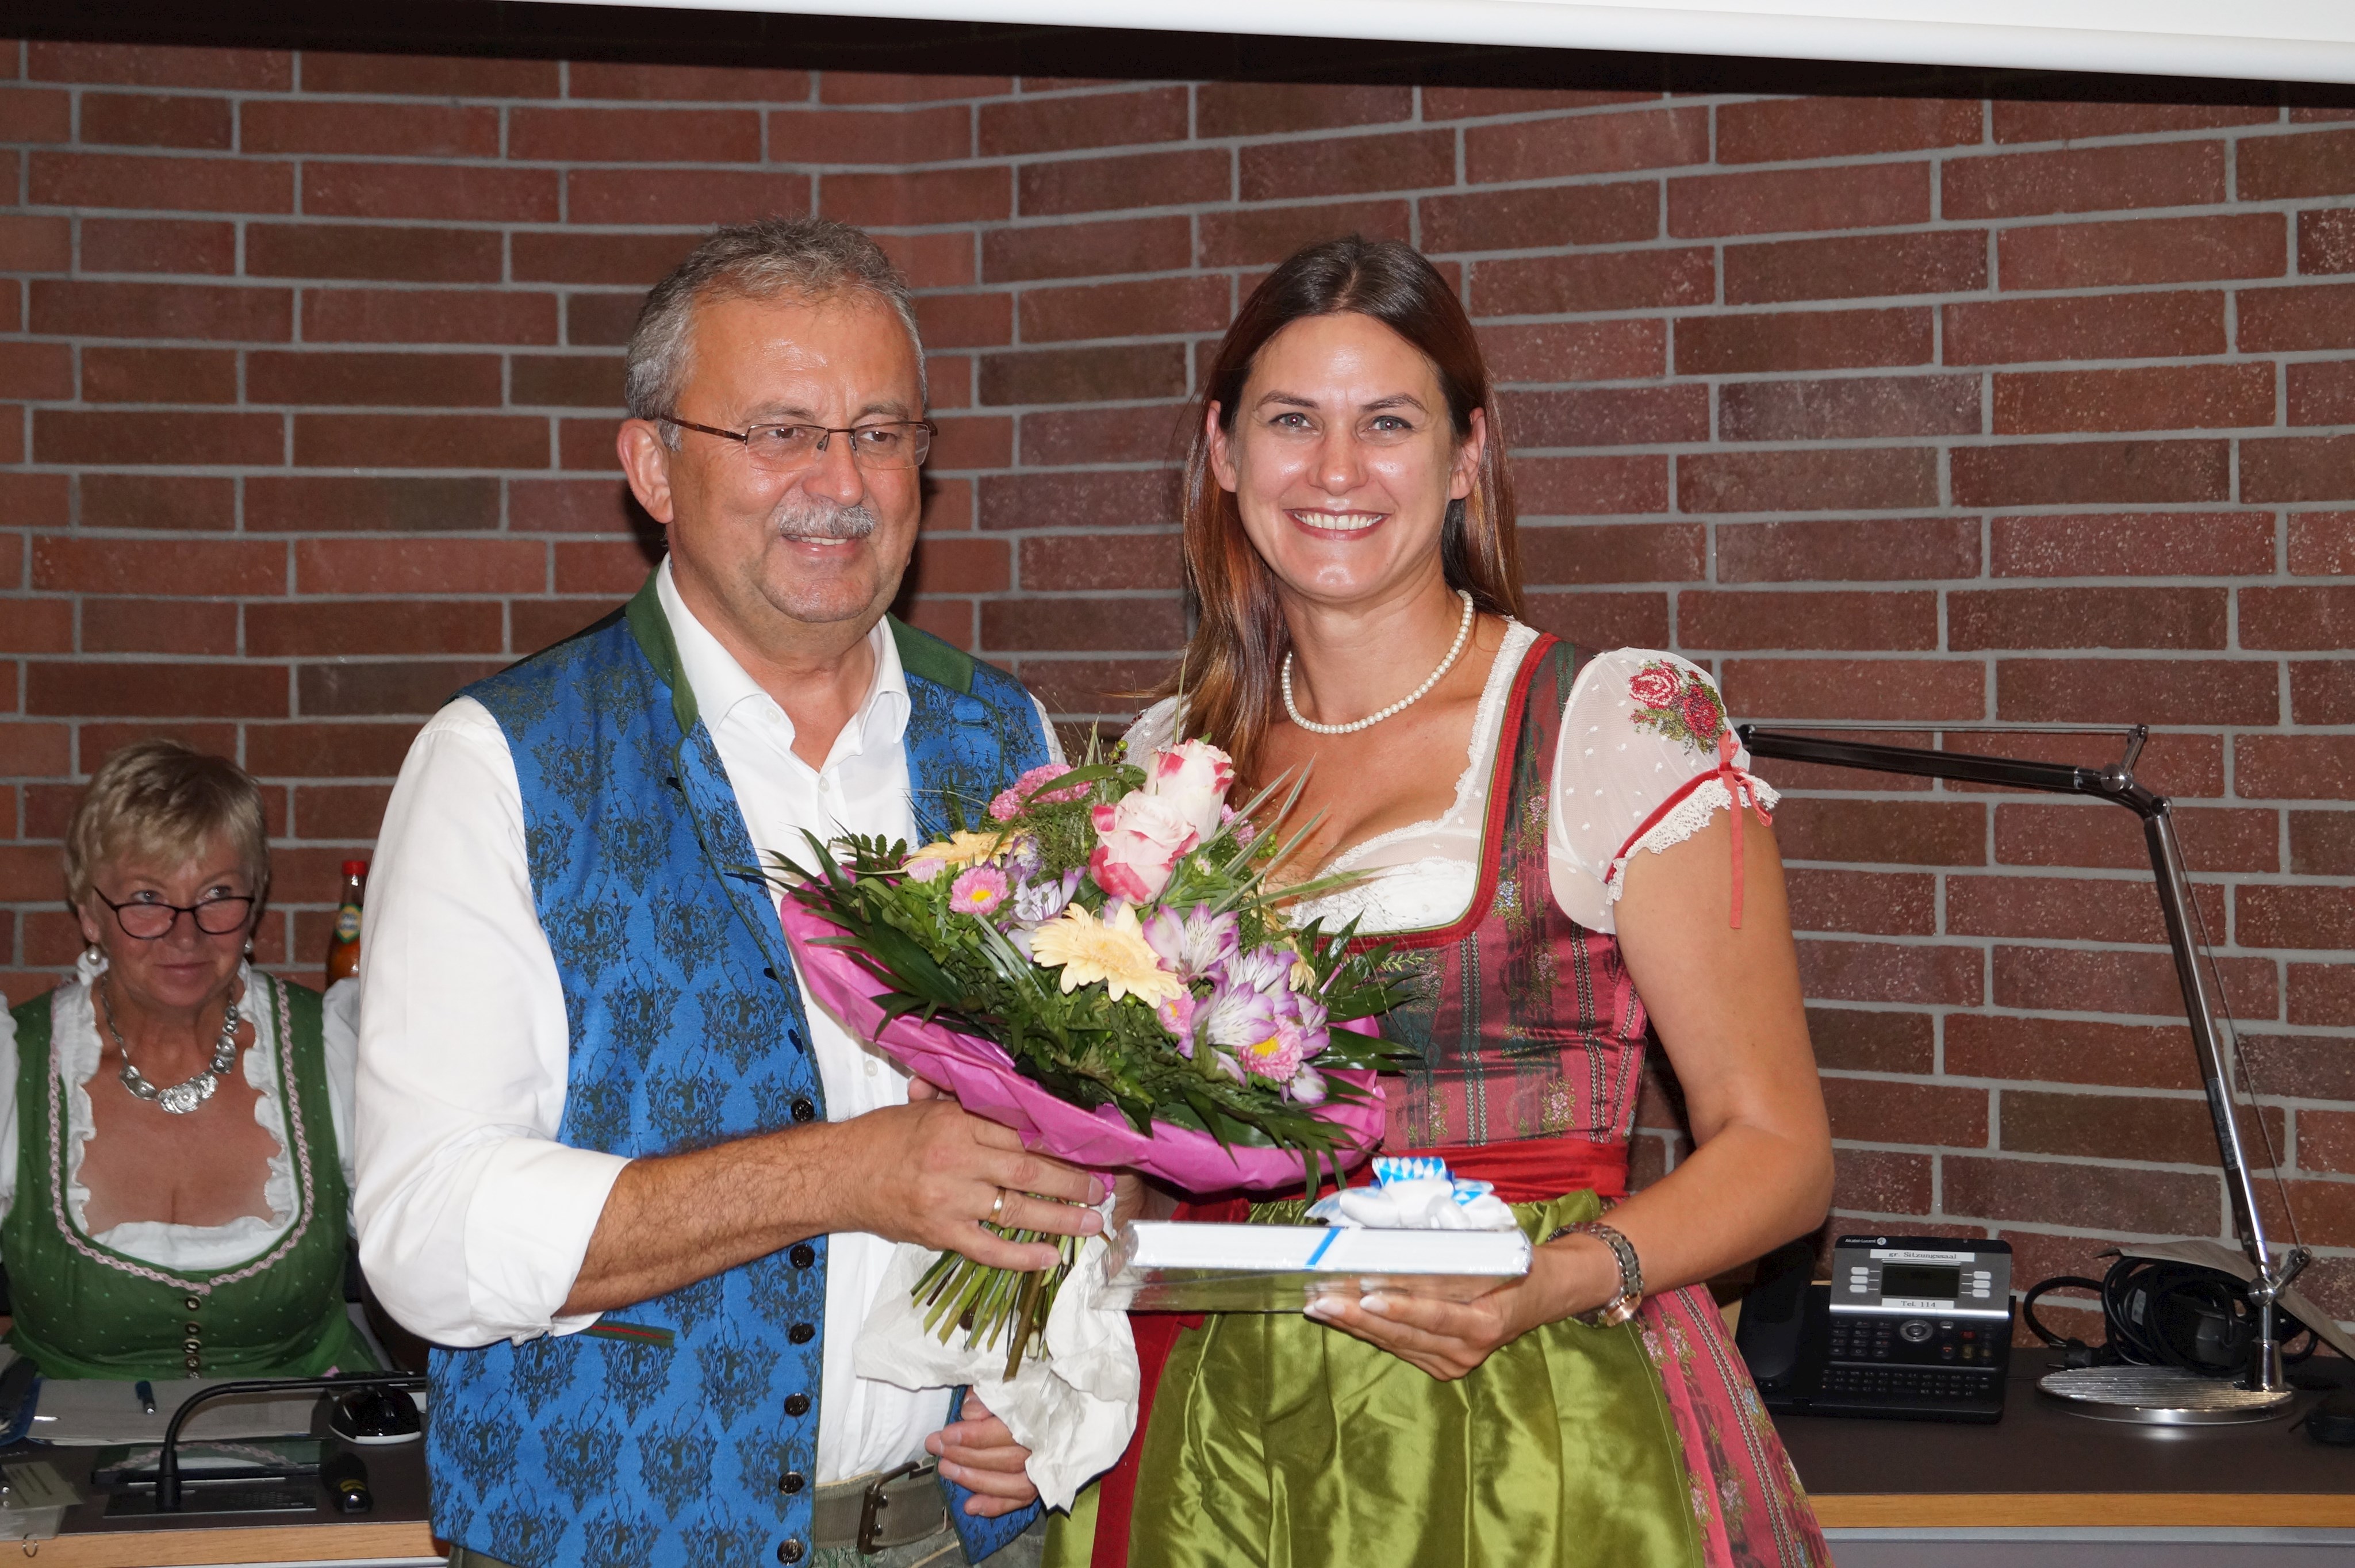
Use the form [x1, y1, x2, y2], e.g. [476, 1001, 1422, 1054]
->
[0, 741, 374, 1380]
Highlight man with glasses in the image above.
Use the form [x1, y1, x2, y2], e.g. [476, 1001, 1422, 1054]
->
[355, 218, 1095, 1568]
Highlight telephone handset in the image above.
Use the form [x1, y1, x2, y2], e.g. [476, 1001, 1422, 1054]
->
[1736, 1234, 2013, 1424]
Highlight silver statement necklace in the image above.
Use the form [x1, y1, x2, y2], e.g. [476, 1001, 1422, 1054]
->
[102, 977, 240, 1115]
[1282, 588, 1476, 737]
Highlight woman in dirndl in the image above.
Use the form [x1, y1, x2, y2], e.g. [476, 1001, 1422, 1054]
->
[1051, 236, 1835, 1568]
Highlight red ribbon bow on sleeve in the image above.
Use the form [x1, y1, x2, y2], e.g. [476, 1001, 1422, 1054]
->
[1717, 729, 1775, 929]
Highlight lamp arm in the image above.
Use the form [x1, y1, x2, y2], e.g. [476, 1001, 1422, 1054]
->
[1737, 726, 2301, 1393]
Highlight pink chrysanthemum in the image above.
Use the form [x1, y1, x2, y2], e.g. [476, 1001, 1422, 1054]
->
[1238, 1022, 1307, 1083]
[948, 865, 1010, 916]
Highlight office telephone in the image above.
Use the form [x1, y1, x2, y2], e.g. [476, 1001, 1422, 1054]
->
[1735, 1234, 2012, 1424]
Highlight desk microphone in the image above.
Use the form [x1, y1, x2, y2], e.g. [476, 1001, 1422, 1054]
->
[152, 1374, 427, 1511]
[323, 1451, 372, 1513]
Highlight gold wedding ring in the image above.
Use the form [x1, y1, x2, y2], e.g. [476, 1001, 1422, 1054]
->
[988, 1189, 1008, 1224]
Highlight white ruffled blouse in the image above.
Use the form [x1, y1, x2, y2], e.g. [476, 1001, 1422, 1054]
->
[1123, 627, 1779, 937]
[0, 953, 359, 1272]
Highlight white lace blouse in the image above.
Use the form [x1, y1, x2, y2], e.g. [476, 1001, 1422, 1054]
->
[1122, 627, 1779, 937]
[0, 953, 359, 1272]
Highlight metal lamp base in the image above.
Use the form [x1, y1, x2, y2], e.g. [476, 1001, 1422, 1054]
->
[2038, 1365, 2295, 1425]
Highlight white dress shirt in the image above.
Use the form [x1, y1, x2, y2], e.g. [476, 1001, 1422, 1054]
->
[355, 558, 1057, 1482]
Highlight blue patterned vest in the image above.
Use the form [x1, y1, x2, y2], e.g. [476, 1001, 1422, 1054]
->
[428, 573, 1052, 1568]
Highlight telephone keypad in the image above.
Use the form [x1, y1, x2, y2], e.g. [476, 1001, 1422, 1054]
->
[1827, 1313, 1997, 1368]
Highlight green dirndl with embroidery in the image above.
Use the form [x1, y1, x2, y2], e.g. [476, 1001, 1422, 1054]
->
[2, 977, 375, 1381]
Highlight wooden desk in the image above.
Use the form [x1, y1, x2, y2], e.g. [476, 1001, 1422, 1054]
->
[1783, 1358, 2355, 1564]
[0, 1439, 438, 1566]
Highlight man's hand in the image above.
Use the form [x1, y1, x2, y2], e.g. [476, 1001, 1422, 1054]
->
[925, 1390, 1037, 1517]
[832, 1098, 1104, 1273]
[560, 1090, 1104, 1316]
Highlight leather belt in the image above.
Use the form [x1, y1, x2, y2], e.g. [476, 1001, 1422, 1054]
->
[812, 1460, 950, 1554]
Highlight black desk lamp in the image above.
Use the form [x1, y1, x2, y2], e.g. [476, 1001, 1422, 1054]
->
[1739, 722, 2313, 1424]
[152, 1373, 427, 1511]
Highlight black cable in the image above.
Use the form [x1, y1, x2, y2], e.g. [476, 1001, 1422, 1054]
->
[2022, 1256, 2318, 1376]
[2021, 1275, 2107, 1360]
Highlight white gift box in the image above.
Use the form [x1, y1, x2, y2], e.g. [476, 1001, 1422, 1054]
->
[1098, 1219, 1532, 1313]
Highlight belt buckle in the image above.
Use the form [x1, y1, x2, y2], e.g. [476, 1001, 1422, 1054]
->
[858, 1459, 929, 1554]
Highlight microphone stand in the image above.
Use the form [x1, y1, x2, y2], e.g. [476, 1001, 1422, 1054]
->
[1738, 722, 2310, 1421]
[151, 1374, 427, 1511]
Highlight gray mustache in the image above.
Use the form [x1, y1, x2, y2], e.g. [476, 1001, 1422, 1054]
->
[774, 499, 879, 541]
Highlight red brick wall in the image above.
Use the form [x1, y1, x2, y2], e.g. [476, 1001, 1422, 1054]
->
[3, 34, 2351, 1319]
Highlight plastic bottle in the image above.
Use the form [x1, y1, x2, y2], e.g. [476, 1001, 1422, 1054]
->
[325, 860, 367, 986]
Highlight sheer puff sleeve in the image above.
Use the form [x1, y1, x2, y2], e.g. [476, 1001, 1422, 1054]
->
[1545, 649, 1779, 933]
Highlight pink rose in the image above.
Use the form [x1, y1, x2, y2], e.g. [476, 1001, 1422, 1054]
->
[1088, 795, 1198, 902]
[1627, 665, 1680, 708]
[1145, 739, 1235, 844]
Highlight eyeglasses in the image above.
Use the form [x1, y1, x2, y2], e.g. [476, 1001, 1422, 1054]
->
[91, 889, 256, 941]
[661, 415, 935, 473]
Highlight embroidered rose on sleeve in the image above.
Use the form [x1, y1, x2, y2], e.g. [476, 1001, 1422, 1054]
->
[1627, 658, 1728, 753]
[1679, 684, 1723, 743]
[1627, 665, 1681, 708]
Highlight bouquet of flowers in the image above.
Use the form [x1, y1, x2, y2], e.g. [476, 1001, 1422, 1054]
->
[772, 735, 1403, 1378]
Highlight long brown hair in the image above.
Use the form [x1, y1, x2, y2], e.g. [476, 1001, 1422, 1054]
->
[1157, 236, 1522, 780]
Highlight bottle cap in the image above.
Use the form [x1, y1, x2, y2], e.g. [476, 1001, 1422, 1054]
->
[342, 860, 370, 876]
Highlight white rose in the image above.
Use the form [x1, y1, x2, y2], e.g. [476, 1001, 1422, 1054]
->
[1144, 738, 1236, 844]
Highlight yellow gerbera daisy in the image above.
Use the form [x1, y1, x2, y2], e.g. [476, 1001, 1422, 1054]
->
[1029, 902, 1186, 1007]
[907, 829, 1006, 871]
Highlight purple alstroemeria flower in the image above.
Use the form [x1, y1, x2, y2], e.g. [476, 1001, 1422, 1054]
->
[1003, 833, 1045, 884]
[1008, 868, 1081, 927]
[1200, 973, 1281, 1057]
[1287, 1063, 1328, 1105]
[1156, 991, 1199, 1055]
[1141, 904, 1241, 982]
[1220, 942, 1292, 999]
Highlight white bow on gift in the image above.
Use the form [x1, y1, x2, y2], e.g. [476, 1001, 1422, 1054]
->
[1303, 1155, 1520, 1231]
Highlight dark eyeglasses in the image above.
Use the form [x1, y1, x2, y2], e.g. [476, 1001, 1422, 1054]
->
[92, 889, 256, 940]
[661, 415, 935, 473]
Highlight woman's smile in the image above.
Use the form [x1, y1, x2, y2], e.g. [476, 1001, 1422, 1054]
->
[1285, 508, 1389, 538]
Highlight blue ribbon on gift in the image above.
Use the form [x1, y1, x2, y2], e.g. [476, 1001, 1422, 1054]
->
[1307, 1156, 1499, 1224]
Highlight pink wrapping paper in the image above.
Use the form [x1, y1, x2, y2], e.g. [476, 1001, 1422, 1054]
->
[779, 898, 1384, 1191]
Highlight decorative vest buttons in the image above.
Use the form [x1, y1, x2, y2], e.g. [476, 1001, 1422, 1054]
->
[184, 1322, 201, 1337]
[183, 1296, 201, 1313]
[778, 1471, 805, 1494]
[789, 1243, 816, 1269]
[777, 1539, 805, 1564]
[787, 1322, 814, 1345]
[789, 1098, 816, 1123]
[784, 1393, 811, 1417]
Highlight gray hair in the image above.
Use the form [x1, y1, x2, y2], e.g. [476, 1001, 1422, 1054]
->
[626, 216, 926, 439]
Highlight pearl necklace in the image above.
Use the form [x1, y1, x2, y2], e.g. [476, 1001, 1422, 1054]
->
[1282, 589, 1476, 736]
[102, 976, 241, 1115]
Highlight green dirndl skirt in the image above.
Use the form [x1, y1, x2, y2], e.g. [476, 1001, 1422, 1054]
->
[1049, 1191, 1828, 1568]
